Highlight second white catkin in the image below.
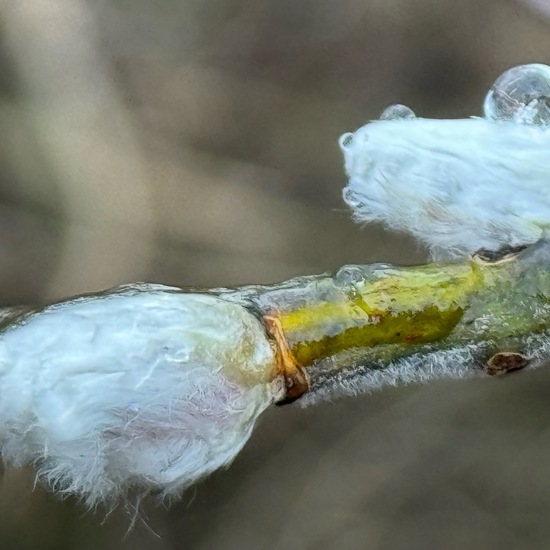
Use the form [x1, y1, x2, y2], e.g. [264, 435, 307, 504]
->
[340, 64, 550, 259]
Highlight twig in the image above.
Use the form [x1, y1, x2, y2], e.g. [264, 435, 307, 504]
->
[1, 241, 549, 507]
[1, 62, 550, 510]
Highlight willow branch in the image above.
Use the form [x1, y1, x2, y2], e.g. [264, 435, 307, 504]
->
[0, 241, 549, 507]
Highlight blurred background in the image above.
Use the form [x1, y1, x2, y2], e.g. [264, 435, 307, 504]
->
[1, 0, 550, 548]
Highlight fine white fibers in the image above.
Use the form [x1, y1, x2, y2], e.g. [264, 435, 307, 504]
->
[0, 285, 282, 507]
[301, 344, 484, 407]
[340, 117, 550, 259]
[300, 330, 550, 407]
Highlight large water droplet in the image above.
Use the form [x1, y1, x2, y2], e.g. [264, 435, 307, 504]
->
[483, 63, 550, 125]
[379, 104, 416, 121]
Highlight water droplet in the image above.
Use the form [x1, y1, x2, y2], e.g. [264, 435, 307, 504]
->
[379, 104, 416, 121]
[342, 188, 364, 209]
[334, 265, 366, 286]
[339, 132, 354, 149]
[483, 63, 550, 125]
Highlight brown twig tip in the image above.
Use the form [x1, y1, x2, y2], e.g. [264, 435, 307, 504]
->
[484, 351, 530, 376]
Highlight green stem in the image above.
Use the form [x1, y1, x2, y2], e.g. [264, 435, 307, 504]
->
[221, 240, 550, 402]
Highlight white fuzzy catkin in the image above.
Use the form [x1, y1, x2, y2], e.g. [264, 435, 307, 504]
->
[0, 284, 283, 507]
[340, 64, 550, 259]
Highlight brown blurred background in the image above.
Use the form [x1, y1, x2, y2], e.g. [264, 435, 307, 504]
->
[1, 0, 550, 548]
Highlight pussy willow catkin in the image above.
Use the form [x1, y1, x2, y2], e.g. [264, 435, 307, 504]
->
[2, 63, 550, 508]
[341, 63, 550, 260]
[0, 288, 284, 507]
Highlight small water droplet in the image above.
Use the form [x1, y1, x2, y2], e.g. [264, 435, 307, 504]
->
[342, 188, 364, 209]
[379, 104, 416, 121]
[334, 265, 366, 286]
[483, 63, 550, 125]
[339, 132, 354, 149]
